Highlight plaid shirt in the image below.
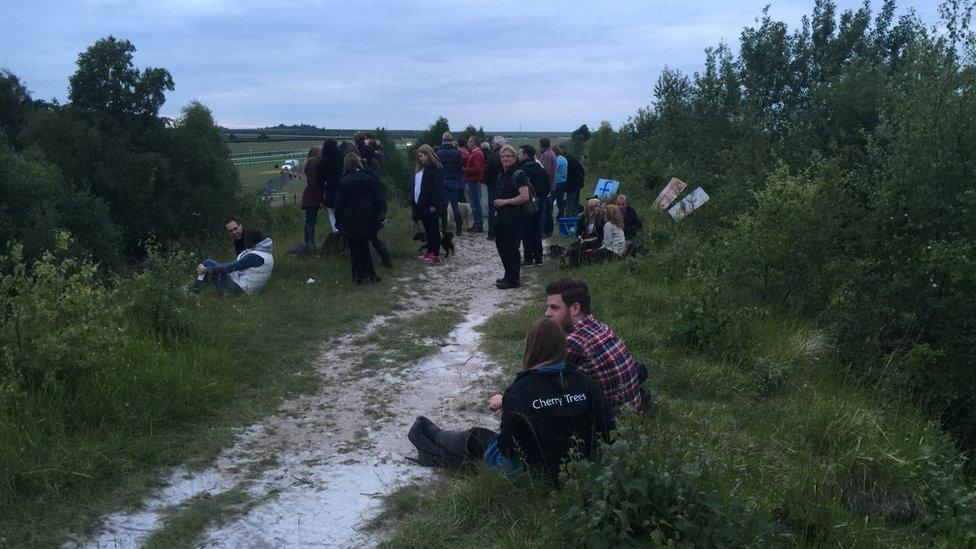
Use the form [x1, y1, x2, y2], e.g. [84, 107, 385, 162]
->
[566, 314, 642, 410]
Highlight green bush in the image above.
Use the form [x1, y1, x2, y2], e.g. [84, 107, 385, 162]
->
[561, 419, 745, 547]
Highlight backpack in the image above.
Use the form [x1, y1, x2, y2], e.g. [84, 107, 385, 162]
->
[515, 170, 539, 216]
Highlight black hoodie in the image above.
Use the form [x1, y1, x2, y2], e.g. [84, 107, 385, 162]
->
[518, 158, 551, 200]
[498, 362, 614, 480]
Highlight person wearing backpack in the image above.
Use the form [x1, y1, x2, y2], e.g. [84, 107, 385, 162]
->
[517, 144, 550, 267]
[492, 145, 531, 289]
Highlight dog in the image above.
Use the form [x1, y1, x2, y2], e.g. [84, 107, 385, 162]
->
[446, 202, 474, 231]
[414, 230, 455, 258]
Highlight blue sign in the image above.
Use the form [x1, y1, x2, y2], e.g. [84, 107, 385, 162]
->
[594, 178, 620, 198]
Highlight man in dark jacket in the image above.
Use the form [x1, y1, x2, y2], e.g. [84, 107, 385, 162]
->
[436, 132, 464, 235]
[517, 144, 550, 267]
[482, 136, 505, 241]
[615, 194, 643, 240]
[565, 153, 586, 216]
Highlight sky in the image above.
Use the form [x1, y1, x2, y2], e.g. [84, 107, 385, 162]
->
[2, 1, 941, 132]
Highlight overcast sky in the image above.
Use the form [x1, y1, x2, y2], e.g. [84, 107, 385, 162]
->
[2, 1, 939, 131]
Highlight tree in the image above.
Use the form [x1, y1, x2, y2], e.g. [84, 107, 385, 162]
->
[68, 36, 174, 124]
[0, 71, 33, 144]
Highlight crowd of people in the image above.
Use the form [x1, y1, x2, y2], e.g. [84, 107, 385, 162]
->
[190, 132, 643, 295]
[187, 133, 652, 484]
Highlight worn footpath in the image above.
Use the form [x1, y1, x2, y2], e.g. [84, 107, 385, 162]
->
[77, 234, 536, 548]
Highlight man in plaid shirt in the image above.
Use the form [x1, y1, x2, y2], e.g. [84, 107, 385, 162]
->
[544, 278, 643, 410]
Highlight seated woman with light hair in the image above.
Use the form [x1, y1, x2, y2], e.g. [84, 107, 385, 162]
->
[597, 205, 627, 261]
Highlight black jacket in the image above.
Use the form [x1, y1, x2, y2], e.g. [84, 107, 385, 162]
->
[436, 143, 463, 184]
[498, 363, 614, 480]
[518, 159, 551, 200]
[622, 206, 642, 240]
[496, 165, 530, 221]
[577, 211, 605, 244]
[483, 148, 503, 189]
[334, 169, 386, 239]
[412, 166, 445, 220]
[565, 154, 586, 192]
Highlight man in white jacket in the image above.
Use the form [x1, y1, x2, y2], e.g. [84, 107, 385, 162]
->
[192, 228, 274, 296]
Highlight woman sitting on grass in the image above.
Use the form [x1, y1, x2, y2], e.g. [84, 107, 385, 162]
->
[596, 205, 626, 261]
[191, 228, 274, 296]
[566, 199, 606, 266]
[408, 318, 613, 483]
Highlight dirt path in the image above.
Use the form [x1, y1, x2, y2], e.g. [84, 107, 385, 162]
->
[83, 234, 535, 548]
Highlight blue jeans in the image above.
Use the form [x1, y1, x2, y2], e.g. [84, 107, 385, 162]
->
[539, 189, 553, 236]
[442, 183, 461, 232]
[465, 180, 483, 228]
[566, 188, 581, 216]
[192, 259, 244, 296]
[304, 207, 318, 248]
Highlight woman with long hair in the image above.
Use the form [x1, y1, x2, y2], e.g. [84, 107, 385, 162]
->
[597, 204, 627, 261]
[334, 153, 386, 284]
[318, 139, 343, 236]
[300, 146, 323, 250]
[408, 318, 613, 482]
[413, 144, 445, 263]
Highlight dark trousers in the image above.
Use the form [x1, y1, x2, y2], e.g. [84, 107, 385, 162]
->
[441, 184, 461, 233]
[370, 234, 391, 265]
[192, 259, 244, 296]
[422, 213, 441, 256]
[347, 238, 376, 282]
[495, 216, 523, 284]
[304, 207, 318, 248]
[540, 189, 554, 236]
[522, 208, 544, 263]
[554, 184, 567, 219]
[566, 188, 581, 216]
[486, 184, 497, 238]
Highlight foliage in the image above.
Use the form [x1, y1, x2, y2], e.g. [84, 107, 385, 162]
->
[561, 418, 745, 548]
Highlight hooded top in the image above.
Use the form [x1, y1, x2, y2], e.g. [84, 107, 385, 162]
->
[224, 238, 274, 294]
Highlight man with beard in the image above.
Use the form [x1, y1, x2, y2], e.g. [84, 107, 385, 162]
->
[488, 277, 645, 412]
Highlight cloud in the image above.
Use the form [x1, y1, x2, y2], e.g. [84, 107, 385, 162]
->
[1, 0, 943, 130]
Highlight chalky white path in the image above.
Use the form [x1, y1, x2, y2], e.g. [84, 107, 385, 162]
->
[81, 234, 535, 548]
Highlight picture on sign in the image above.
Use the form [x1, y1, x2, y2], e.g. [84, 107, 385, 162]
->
[655, 177, 687, 209]
[668, 187, 710, 220]
[593, 178, 620, 198]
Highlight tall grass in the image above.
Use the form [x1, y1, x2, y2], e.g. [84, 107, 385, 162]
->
[0, 205, 419, 546]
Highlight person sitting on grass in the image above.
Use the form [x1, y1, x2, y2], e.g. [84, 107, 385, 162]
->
[614, 194, 643, 241]
[224, 217, 245, 255]
[566, 199, 605, 266]
[191, 228, 274, 296]
[409, 317, 613, 483]
[596, 205, 627, 261]
[487, 278, 645, 411]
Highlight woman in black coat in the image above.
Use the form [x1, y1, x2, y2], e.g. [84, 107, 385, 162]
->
[318, 139, 343, 234]
[334, 153, 387, 284]
[412, 144, 446, 262]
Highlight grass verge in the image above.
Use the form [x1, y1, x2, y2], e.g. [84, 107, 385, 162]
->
[377, 227, 976, 546]
[0, 205, 422, 546]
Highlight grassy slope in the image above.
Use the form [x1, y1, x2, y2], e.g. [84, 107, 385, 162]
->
[378, 211, 974, 546]
[0, 205, 420, 546]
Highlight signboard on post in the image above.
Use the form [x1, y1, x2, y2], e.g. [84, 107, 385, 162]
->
[668, 187, 710, 220]
[655, 177, 687, 209]
[593, 178, 620, 198]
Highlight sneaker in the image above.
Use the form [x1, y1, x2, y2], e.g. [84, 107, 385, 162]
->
[422, 254, 439, 263]
[468, 226, 484, 234]
[495, 278, 506, 284]
[418, 252, 432, 260]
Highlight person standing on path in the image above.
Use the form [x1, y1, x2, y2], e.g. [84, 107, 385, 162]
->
[538, 137, 558, 237]
[300, 146, 323, 251]
[517, 144, 550, 267]
[463, 136, 486, 233]
[492, 145, 530, 289]
[318, 139, 343, 236]
[553, 146, 569, 220]
[412, 144, 446, 263]
[483, 136, 506, 241]
[334, 153, 386, 284]
[436, 132, 464, 235]
[564, 152, 586, 216]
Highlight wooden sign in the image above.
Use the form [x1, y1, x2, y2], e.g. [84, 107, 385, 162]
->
[655, 177, 687, 209]
[668, 187, 710, 220]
